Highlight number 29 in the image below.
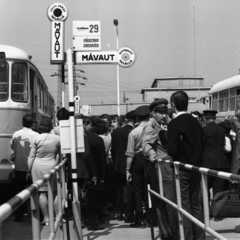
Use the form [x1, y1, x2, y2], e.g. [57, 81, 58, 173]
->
[89, 24, 98, 33]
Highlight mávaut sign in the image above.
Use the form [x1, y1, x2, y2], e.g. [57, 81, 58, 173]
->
[75, 47, 136, 68]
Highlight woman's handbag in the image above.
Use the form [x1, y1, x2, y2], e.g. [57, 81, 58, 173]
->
[210, 183, 240, 218]
[81, 180, 104, 209]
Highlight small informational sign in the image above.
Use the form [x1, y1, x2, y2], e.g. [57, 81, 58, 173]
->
[73, 21, 101, 36]
[117, 47, 136, 68]
[75, 51, 117, 64]
[73, 36, 101, 51]
[59, 119, 85, 153]
[74, 95, 80, 114]
[81, 105, 91, 116]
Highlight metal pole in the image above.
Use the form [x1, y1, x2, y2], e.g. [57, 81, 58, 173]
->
[173, 162, 184, 240]
[30, 192, 41, 240]
[48, 176, 55, 239]
[116, 26, 120, 116]
[66, 48, 83, 240]
[201, 170, 210, 228]
[147, 184, 154, 240]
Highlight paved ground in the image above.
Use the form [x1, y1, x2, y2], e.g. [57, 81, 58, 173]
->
[2, 212, 240, 240]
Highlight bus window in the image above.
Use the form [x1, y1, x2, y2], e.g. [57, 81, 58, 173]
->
[12, 63, 28, 102]
[0, 63, 8, 101]
[230, 89, 236, 111]
[212, 93, 218, 111]
[236, 89, 240, 109]
[219, 90, 229, 112]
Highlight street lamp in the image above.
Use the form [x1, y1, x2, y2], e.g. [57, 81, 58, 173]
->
[113, 19, 120, 116]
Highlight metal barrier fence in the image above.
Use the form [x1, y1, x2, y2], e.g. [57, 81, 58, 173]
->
[0, 157, 73, 240]
[148, 158, 240, 240]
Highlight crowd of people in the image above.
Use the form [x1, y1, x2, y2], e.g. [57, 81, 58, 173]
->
[10, 90, 240, 240]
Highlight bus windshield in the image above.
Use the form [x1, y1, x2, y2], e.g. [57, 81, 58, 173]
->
[0, 64, 8, 101]
[12, 62, 28, 102]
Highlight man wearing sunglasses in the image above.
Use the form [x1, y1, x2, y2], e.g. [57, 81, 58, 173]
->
[142, 98, 178, 240]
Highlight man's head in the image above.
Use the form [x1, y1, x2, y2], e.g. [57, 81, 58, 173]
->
[235, 109, 240, 122]
[100, 114, 110, 123]
[170, 91, 188, 113]
[125, 110, 136, 125]
[22, 114, 34, 128]
[135, 105, 150, 122]
[203, 110, 218, 124]
[149, 98, 168, 124]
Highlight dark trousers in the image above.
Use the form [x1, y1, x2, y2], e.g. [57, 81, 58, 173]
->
[131, 153, 146, 221]
[78, 178, 99, 226]
[115, 172, 134, 219]
[14, 170, 29, 220]
[147, 161, 173, 237]
[208, 168, 230, 198]
[173, 169, 205, 240]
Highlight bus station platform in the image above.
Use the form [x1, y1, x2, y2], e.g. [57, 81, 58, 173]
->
[1, 212, 240, 240]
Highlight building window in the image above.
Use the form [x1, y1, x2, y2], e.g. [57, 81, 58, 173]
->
[188, 97, 197, 102]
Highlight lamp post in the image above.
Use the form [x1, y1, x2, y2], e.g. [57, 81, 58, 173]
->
[113, 19, 120, 116]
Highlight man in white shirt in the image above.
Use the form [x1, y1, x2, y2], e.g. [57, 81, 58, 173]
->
[10, 114, 39, 222]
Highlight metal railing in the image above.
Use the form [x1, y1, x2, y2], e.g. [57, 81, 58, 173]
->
[0, 157, 68, 240]
[148, 158, 240, 240]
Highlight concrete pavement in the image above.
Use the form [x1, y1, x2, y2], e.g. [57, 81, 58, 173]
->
[2, 212, 240, 240]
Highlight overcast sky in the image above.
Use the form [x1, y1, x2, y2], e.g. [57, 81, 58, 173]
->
[1, 0, 240, 112]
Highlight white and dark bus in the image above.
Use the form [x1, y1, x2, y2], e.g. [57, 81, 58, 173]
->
[0, 45, 55, 186]
[208, 74, 240, 119]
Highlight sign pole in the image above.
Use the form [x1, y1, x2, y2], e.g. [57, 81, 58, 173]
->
[116, 25, 120, 116]
[66, 48, 83, 239]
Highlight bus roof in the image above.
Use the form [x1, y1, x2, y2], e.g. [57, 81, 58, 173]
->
[209, 75, 240, 94]
[0, 45, 29, 60]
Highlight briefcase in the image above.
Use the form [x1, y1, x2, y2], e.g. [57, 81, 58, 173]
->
[81, 180, 104, 209]
[210, 183, 240, 218]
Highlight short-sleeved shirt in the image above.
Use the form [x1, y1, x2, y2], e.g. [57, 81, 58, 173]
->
[126, 121, 148, 158]
[10, 127, 39, 171]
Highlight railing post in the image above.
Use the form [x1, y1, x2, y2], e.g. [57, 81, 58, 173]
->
[30, 191, 41, 240]
[200, 169, 210, 228]
[57, 168, 64, 240]
[157, 160, 164, 196]
[48, 173, 55, 239]
[173, 162, 184, 240]
[147, 184, 154, 240]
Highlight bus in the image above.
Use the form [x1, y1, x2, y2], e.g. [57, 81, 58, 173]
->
[208, 74, 240, 119]
[0, 45, 55, 187]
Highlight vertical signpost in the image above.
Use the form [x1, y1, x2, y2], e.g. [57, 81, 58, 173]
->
[47, 3, 83, 240]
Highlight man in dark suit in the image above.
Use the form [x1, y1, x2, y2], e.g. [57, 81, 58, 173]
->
[168, 91, 206, 240]
[111, 110, 136, 221]
[202, 110, 230, 198]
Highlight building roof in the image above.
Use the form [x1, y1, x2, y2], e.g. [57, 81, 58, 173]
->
[141, 87, 211, 94]
[151, 77, 204, 88]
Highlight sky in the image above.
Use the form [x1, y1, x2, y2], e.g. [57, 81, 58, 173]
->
[1, 0, 240, 114]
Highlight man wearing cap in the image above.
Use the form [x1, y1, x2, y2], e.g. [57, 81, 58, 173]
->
[125, 105, 150, 228]
[168, 91, 205, 240]
[111, 110, 136, 221]
[202, 110, 230, 198]
[142, 98, 178, 240]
